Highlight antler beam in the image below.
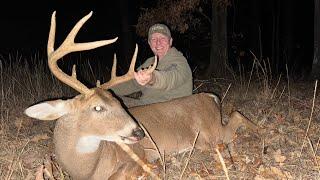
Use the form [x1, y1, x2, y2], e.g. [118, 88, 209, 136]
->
[47, 11, 118, 94]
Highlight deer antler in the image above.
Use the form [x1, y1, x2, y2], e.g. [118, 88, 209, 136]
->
[100, 44, 158, 89]
[47, 11, 118, 94]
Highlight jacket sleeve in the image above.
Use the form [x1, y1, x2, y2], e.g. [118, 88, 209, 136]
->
[147, 57, 192, 90]
[110, 79, 143, 96]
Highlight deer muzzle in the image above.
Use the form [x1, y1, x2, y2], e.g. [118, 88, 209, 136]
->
[121, 127, 145, 143]
[132, 127, 145, 140]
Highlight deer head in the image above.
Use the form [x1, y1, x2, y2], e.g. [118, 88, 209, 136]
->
[25, 11, 158, 144]
[24, 11, 161, 179]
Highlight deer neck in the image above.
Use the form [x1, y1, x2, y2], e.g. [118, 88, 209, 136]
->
[76, 135, 101, 153]
[53, 118, 118, 179]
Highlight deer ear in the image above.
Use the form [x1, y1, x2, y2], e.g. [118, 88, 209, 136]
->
[24, 99, 70, 121]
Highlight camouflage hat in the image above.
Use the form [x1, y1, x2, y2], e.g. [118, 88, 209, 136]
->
[148, 23, 171, 40]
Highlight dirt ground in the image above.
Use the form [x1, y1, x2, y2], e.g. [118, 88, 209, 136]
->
[1, 78, 320, 179]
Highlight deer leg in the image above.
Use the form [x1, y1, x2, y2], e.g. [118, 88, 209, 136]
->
[222, 111, 257, 144]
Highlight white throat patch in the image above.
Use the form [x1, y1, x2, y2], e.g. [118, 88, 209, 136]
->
[76, 136, 101, 154]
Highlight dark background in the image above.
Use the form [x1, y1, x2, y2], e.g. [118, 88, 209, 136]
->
[0, 0, 315, 79]
[0, 1, 132, 47]
[0, 0, 150, 75]
[0, 1, 140, 59]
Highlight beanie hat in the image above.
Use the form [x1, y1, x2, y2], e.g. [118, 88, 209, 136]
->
[148, 23, 171, 40]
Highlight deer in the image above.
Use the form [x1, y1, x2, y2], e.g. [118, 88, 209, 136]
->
[24, 11, 257, 180]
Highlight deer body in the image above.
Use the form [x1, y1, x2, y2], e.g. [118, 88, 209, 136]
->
[132, 92, 220, 160]
[131, 92, 256, 161]
[24, 11, 256, 179]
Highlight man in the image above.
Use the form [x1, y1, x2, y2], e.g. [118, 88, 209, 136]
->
[111, 23, 193, 107]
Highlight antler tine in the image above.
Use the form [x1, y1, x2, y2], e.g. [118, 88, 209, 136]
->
[128, 44, 138, 73]
[144, 55, 158, 75]
[111, 53, 117, 79]
[100, 44, 138, 89]
[47, 11, 118, 94]
[101, 44, 158, 90]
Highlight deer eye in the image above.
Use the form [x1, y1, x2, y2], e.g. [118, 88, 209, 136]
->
[93, 106, 104, 112]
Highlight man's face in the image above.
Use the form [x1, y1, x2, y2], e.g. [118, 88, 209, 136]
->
[148, 33, 172, 60]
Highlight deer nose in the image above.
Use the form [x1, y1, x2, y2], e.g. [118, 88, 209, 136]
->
[132, 128, 145, 140]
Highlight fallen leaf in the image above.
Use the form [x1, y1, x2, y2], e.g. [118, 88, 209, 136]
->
[254, 175, 273, 180]
[273, 149, 286, 163]
[35, 165, 44, 180]
[31, 134, 50, 142]
[270, 166, 286, 178]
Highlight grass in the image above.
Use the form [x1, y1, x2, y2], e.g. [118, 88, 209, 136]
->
[1, 52, 320, 179]
[0, 53, 72, 180]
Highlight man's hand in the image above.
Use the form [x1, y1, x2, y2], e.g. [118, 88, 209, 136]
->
[134, 69, 155, 86]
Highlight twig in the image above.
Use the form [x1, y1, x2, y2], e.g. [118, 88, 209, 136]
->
[215, 147, 230, 180]
[162, 151, 166, 180]
[261, 138, 265, 161]
[179, 131, 200, 180]
[271, 74, 282, 99]
[260, 86, 286, 126]
[43, 155, 55, 180]
[116, 142, 161, 180]
[52, 159, 65, 180]
[245, 51, 256, 98]
[221, 83, 232, 104]
[266, 57, 272, 84]
[299, 80, 318, 157]
[193, 82, 204, 92]
[306, 136, 320, 175]
[5, 140, 30, 180]
[201, 162, 210, 176]
[43, 167, 55, 180]
[35, 165, 45, 180]
[138, 122, 165, 178]
[315, 137, 320, 155]
[266, 86, 286, 117]
[285, 64, 291, 115]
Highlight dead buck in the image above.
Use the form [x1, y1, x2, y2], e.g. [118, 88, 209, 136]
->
[25, 11, 257, 180]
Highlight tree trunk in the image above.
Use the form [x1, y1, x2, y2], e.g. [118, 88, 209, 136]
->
[312, 0, 320, 79]
[118, 0, 135, 72]
[272, 0, 281, 74]
[248, 0, 261, 59]
[281, 0, 313, 79]
[205, 1, 228, 78]
[279, 0, 295, 75]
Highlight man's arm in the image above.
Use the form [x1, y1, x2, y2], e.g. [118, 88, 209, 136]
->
[147, 59, 192, 90]
[110, 79, 143, 96]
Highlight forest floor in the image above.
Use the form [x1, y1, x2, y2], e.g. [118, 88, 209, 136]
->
[1, 61, 320, 179]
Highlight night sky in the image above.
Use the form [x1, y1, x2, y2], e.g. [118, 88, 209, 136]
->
[0, 0, 157, 74]
[0, 1, 145, 57]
